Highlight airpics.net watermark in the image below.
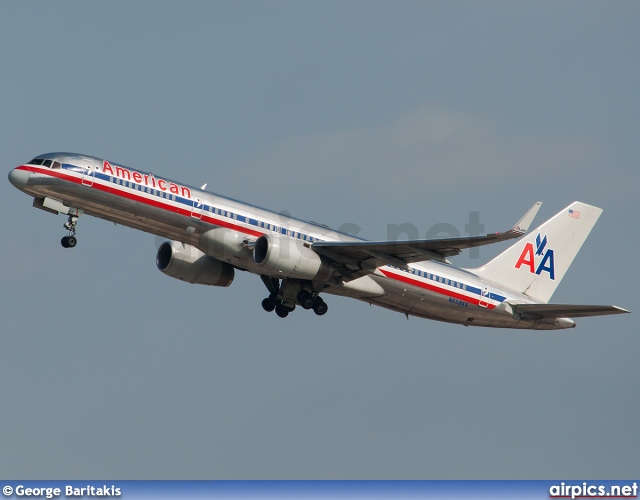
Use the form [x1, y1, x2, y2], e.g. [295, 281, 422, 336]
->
[156, 210, 489, 259]
[338, 210, 486, 258]
[2, 485, 121, 498]
[549, 481, 638, 499]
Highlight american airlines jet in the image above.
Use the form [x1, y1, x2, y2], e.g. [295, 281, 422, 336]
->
[8, 153, 628, 329]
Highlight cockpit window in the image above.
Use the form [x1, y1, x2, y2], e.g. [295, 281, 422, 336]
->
[27, 158, 61, 168]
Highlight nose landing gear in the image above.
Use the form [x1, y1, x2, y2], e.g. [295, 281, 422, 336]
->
[61, 214, 79, 248]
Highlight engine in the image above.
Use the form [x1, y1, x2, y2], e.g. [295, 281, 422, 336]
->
[156, 240, 234, 287]
[253, 233, 332, 281]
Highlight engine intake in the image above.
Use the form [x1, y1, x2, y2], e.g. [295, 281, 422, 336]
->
[156, 241, 234, 287]
[253, 233, 332, 281]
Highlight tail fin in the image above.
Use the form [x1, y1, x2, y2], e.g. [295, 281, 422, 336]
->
[472, 202, 603, 303]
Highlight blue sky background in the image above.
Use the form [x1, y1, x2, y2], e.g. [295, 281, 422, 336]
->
[1, 1, 638, 478]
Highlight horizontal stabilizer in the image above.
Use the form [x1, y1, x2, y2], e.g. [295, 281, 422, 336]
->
[510, 303, 630, 319]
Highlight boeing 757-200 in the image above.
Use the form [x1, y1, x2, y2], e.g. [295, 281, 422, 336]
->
[8, 153, 629, 329]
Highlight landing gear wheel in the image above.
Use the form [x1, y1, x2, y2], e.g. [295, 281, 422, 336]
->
[61, 235, 78, 248]
[297, 290, 315, 310]
[262, 297, 277, 312]
[61, 214, 79, 249]
[313, 297, 328, 316]
[275, 304, 290, 318]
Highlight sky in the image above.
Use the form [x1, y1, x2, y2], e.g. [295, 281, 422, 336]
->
[1, 1, 638, 479]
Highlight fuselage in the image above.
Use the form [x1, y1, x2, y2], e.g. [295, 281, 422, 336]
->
[9, 152, 575, 330]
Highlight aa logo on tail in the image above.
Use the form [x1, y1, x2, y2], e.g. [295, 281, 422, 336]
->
[514, 233, 555, 280]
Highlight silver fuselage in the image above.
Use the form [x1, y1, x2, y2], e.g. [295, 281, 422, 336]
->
[9, 153, 573, 330]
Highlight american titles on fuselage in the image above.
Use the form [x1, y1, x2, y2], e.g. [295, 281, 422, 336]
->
[102, 161, 192, 199]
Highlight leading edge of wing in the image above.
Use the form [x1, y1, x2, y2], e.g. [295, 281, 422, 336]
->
[510, 303, 630, 319]
[312, 201, 543, 266]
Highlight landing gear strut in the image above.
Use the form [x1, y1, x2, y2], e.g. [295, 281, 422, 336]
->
[61, 214, 79, 248]
[259, 276, 329, 318]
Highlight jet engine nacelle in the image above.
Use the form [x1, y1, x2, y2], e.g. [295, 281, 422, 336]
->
[156, 240, 234, 287]
[253, 233, 332, 281]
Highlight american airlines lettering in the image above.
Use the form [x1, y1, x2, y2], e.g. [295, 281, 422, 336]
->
[102, 161, 191, 199]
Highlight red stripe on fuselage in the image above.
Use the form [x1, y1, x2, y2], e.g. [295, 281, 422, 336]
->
[17, 165, 264, 238]
[380, 268, 496, 309]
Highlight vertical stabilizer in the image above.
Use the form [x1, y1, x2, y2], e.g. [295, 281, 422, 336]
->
[471, 202, 602, 303]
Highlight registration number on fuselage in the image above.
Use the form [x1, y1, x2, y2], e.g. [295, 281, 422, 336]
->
[449, 297, 469, 307]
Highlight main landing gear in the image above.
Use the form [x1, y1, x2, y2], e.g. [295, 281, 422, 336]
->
[261, 294, 296, 318]
[260, 276, 328, 318]
[61, 214, 79, 248]
[296, 290, 328, 316]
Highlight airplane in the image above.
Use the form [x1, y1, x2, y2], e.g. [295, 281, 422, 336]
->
[8, 152, 629, 330]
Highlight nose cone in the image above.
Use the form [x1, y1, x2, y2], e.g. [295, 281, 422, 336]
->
[8, 168, 30, 190]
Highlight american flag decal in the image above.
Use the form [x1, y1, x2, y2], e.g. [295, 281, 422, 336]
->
[568, 209, 580, 219]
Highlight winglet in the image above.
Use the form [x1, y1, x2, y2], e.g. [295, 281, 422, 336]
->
[511, 201, 542, 235]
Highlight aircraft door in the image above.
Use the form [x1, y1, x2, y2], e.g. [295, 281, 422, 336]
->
[191, 197, 203, 219]
[479, 280, 490, 308]
[81, 161, 95, 187]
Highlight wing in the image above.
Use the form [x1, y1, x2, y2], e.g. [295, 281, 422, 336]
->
[312, 202, 542, 275]
[510, 303, 630, 319]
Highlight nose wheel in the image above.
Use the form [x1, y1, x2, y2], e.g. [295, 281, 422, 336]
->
[61, 235, 77, 248]
[61, 215, 79, 248]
